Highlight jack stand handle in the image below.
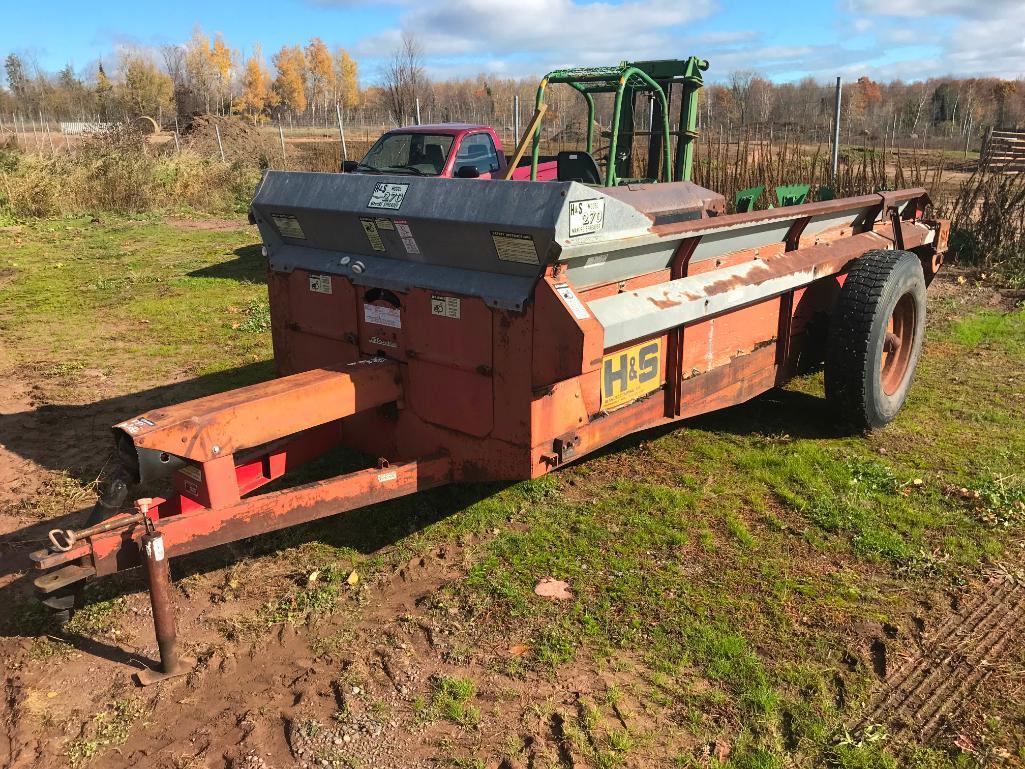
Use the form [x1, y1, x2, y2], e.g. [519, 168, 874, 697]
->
[135, 530, 193, 685]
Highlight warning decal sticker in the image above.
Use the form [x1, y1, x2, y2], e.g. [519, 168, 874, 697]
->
[271, 214, 306, 240]
[430, 295, 461, 319]
[554, 283, 590, 321]
[491, 231, 539, 264]
[309, 274, 333, 294]
[600, 338, 662, 411]
[375, 218, 395, 230]
[364, 303, 402, 328]
[368, 182, 409, 210]
[359, 217, 386, 251]
[394, 220, 420, 254]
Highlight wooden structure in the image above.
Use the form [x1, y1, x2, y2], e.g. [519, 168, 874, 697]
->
[983, 129, 1025, 171]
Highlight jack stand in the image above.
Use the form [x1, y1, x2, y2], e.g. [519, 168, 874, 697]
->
[134, 507, 194, 686]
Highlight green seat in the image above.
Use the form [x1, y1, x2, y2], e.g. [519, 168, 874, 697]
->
[734, 185, 764, 213]
[816, 185, 836, 202]
[775, 184, 810, 207]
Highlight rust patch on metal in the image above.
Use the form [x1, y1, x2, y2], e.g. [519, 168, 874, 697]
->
[648, 296, 680, 310]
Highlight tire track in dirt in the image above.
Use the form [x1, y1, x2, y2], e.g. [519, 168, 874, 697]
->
[854, 573, 1025, 740]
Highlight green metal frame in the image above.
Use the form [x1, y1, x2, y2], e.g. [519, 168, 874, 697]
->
[529, 57, 708, 186]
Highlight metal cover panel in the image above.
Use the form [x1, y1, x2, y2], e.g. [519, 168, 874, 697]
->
[252, 171, 656, 310]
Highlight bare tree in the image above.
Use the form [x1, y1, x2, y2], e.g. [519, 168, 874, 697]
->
[384, 32, 428, 124]
[161, 43, 200, 121]
[728, 70, 755, 126]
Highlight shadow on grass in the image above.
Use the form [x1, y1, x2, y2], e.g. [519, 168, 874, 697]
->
[571, 385, 850, 471]
[0, 361, 275, 491]
[186, 244, 266, 283]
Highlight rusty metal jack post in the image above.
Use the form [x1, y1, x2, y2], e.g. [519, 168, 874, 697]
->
[134, 500, 194, 686]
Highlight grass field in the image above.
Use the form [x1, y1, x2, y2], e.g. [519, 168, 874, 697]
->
[0, 216, 1023, 768]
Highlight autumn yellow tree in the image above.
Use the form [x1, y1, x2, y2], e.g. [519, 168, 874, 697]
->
[210, 33, 234, 113]
[334, 48, 359, 109]
[185, 27, 217, 112]
[96, 61, 114, 119]
[273, 45, 307, 115]
[116, 50, 174, 117]
[305, 37, 333, 118]
[238, 45, 275, 122]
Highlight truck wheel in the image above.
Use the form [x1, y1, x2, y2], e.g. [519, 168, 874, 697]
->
[825, 249, 926, 430]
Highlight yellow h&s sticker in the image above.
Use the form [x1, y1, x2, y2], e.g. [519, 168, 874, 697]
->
[600, 339, 663, 410]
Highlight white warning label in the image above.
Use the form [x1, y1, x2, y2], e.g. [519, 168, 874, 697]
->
[555, 283, 590, 320]
[430, 295, 461, 319]
[309, 274, 333, 294]
[364, 304, 401, 328]
[395, 220, 420, 254]
[491, 231, 539, 264]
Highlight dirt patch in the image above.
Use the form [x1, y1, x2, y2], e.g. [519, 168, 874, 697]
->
[853, 571, 1025, 742]
[0, 377, 49, 512]
[929, 269, 1025, 315]
[0, 538, 668, 769]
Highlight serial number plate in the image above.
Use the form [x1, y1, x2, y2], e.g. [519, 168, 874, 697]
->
[569, 198, 605, 236]
[367, 182, 409, 210]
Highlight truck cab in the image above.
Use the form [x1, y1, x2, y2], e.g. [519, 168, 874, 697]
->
[343, 124, 557, 180]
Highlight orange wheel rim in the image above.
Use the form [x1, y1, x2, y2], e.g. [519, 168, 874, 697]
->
[880, 293, 916, 396]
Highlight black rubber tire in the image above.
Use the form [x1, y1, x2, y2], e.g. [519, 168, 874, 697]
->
[825, 249, 926, 430]
[84, 470, 132, 526]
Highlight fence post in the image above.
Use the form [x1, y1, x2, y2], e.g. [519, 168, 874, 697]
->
[514, 95, 520, 143]
[215, 125, 226, 162]
[40, 111, 54, 153]
[278, 119, 287, 167]
[336, 104, 348, 163]
[831, 77, 842, 179]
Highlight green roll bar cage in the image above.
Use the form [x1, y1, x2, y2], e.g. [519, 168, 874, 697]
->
[529, 57, 708, 186]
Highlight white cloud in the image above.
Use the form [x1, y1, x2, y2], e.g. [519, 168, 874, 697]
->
[942, 7, 1025, 77]
[843, 0, 1025, 79]
[355, 0, 718, 64]
[844, 0, 1019, 18]
[338, 0, 1025, 84]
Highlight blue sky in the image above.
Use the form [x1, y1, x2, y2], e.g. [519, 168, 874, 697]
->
[1, 0, 1022, 85]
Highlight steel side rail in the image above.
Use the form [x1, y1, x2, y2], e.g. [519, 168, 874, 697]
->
[31, 454, 452, 575]
[591, 222, 936, 349]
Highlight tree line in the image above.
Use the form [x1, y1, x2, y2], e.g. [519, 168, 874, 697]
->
[0, 27, 359, 125]
[1, 29, 1024, 144]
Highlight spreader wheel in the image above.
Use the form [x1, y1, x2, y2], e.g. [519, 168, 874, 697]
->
[825, 249, 926, 430]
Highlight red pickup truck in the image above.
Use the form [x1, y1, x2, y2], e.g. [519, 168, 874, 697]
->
[342, 123, 558, 181]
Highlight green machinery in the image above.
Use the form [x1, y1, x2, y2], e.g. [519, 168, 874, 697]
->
[529, 57, 709, 186]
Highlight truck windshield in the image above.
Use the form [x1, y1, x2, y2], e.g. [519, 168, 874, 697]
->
[360, 133, 455, 176]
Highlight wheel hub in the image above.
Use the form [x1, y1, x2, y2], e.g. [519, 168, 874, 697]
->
[880, 293, 916, 396]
